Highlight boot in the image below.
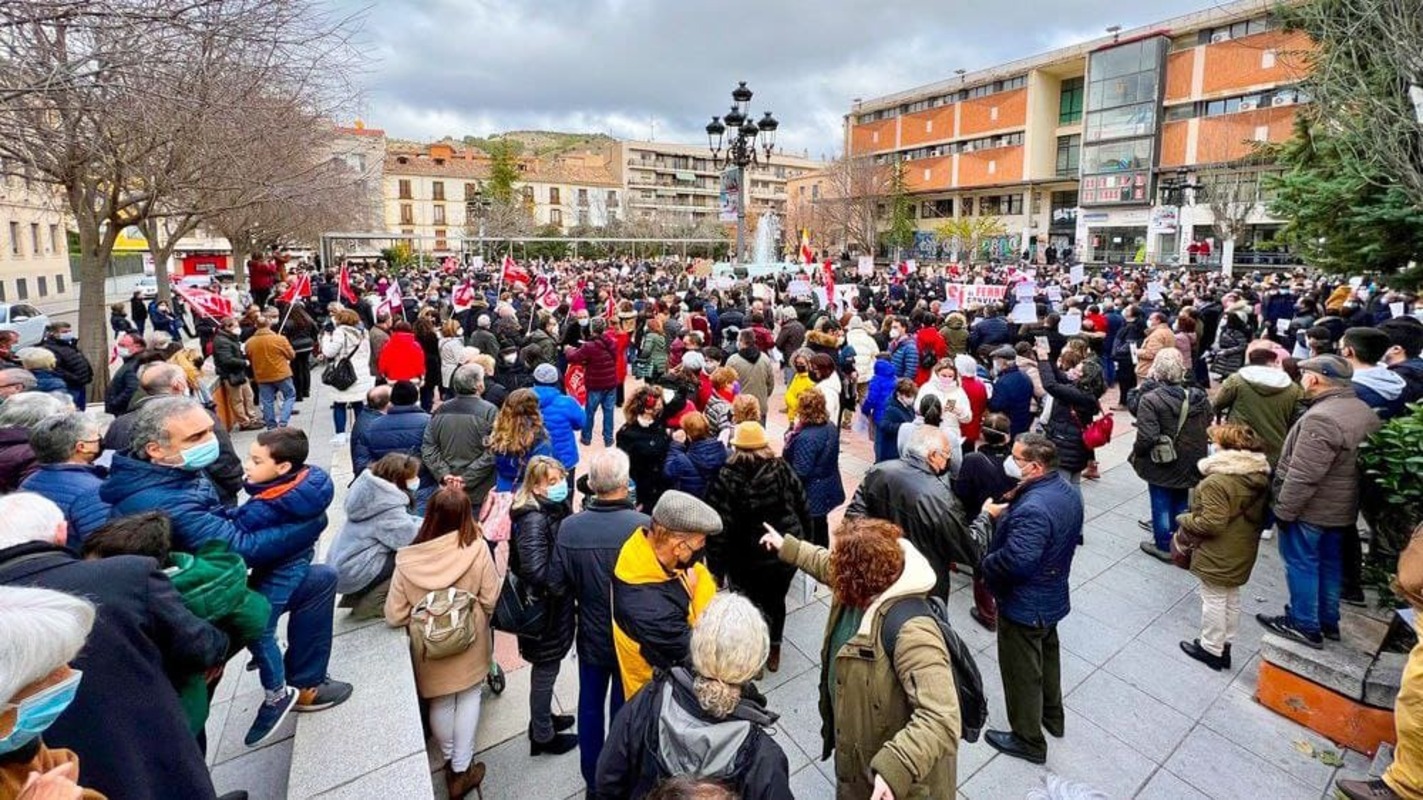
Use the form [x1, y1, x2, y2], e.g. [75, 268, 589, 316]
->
[1082, 460, 1101, 480]
[767, 643, 781, 673]
[446, 761, 486, 799]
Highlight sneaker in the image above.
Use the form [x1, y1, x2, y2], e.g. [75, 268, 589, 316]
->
[488, 662, 506, 695]
[1138, 540, 1173, 563]
[1137, 519, 1152, 533]
[1341, 590, 1368, 608]
[1336, 778, 1402, 800]
[329, 432, 349, 445]
[294, 679, 353, 712]
[1322, 625, 1342, 641]
[244, 688, 297, 746]
[1256, 613, 1324, 650]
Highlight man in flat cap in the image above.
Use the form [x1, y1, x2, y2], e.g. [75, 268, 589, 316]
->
[610, 489, 722, 701]
[1257, 354, 1381, 649]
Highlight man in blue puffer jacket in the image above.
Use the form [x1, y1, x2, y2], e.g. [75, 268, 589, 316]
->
[20, 411, 111, 549]
[100, 397, 352, 745]
[531, 363, 586, 486]
[353, 380, 430, 475]
[974, 432, 1082, 765]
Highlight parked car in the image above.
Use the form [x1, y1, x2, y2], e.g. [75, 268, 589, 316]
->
[135, 275, 159, 299]
[0, 302, 50, 346]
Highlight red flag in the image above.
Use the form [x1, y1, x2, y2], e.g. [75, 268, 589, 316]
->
[172, 283, 234, 320]
[800, 230, 814, 265]
[570, 279, 587, 313]
[564, 363, 587, 405]
[337, 263, 358, 304]
[378, 281, 404, 319]
[501, 255, 529, 289]
[279, 273, 312, 304]
[822, 260, 835, 307]
[452, 281, 477, 311]
[534, 276, 560, 312]
[441, 256, 458, 275]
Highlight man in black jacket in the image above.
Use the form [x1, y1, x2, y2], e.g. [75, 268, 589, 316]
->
[103, 333, 144, 415]
[0, 492, 229, 800]
[102, 362, 245, 504]
[40, 322, 93, 410]
[212, 318, 262, 430]
[549, 448, 651, 794]
[846, 425, 972, 599]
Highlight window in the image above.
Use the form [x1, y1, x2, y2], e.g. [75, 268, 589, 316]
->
[577, 188, 588, 205]
[549, 187, 560, 205]
[1084, 102, 1157, 142]
[550, 208, 562, 225]
[15, 278, 26, 299]
[578, 209, 589, 226]
[431, 181, 445, 201]
[435, 229, 447, 250]
[464, 182, 479, 200]
[55, 274, 64, 294]
[398, 179, 412, 199]
[1081, 139, 1153, 174]
[1059, 77, 1084, 124]
[607, 190, 618, 207]
[522, 186, 535, 204]
[432, 204, 446, 225]
[8, 222, 19, 255]
[1006, 194, 1024, 215]
[49, 224, 59, 253]
[400, 203, 413, 225]
[37, 276, 46, 297]
[1055, 135, 1081, 177]
[811, 184, 820, 200]
[29, 223, 39, 254]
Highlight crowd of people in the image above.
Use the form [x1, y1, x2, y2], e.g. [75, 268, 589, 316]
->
[2, 248, 1422, 800]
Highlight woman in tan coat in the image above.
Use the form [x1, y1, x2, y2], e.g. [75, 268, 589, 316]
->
[1172, 423, 1271, 672]
[385, 486, 500, 799]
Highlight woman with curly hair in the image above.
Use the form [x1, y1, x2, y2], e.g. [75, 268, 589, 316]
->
[615, 385, 671, 513]
[704, 421, 810, 673]
[760, 517, 960, 799]
[489, 388, 553, 493]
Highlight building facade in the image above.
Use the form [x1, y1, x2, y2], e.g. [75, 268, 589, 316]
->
[843, 0, 1310, 268]
[0, 172, 71, 306]
[619, 140, 822, 229]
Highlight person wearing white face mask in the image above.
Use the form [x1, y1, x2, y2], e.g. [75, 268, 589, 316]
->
[915, 358, 972, 468]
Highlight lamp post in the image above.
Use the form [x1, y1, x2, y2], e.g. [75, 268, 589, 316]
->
[706, 81, 778, 263]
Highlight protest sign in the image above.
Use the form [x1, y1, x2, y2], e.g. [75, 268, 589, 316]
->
[1146, 282, 1165, 301]
[1058, 313, 1082, 336]
[1046, 286, 1063, 303]
[858, 255, 874, 277]
[1009, 302, 1038, 324]
[1392, 302, 1407, 319]
[1015, 283, 1037, 301]
[787, 279, 812, 297]
[1069, 264, 1085, 285]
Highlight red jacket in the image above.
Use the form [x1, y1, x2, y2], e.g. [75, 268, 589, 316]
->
[566, 332, 620, 391]
[914, 328, 948, 386]
[751, 325, 775, 354]
[960, 376, 989, 445]
[377, 331, 426, 382]
[611, 330, 631, 382]
[249, 260, 279, 291]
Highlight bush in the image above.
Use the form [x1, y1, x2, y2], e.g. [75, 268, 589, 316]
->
[1359, 403, 1423, 607]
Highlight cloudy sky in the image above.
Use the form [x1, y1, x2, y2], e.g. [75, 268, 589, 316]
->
[357, 0, 1209, 159]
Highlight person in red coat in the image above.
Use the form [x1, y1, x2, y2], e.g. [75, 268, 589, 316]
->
[956, 354, 989, 450]
[377, 321, 426, 383]
[913, 312, 948, 386]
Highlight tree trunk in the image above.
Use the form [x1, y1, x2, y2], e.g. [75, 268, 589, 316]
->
[75, 215, 112, 402]
[140, 222, 175, 303]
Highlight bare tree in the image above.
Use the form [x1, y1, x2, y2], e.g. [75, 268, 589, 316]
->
[810, 155, 892, 256]
[0, 0, 365, 397]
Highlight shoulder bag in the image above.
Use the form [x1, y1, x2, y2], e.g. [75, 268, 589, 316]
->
[1150, 393, 1191, 465]
[321, 329, 360, 391]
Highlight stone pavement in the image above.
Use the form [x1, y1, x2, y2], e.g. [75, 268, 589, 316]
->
[200, 376, 1388, 800]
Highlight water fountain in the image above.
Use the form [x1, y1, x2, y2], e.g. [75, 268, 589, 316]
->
[752, 210, 780, 266]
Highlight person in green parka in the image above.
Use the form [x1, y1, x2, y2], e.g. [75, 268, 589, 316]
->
[1172, 424, 1271, 672]
[82, 511, 270, 734]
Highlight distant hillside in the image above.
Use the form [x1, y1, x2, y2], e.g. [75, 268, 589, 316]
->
[459, 131, 616, 157]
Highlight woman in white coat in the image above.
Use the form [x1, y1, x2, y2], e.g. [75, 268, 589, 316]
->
[845, 317, 881, 403]
[914, 356, 972, 469]
[321, 307, 375, 445]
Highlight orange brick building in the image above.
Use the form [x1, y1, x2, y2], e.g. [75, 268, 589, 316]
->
[842, 0, 1311, 268]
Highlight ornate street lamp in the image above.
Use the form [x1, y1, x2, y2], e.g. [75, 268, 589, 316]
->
[705, 81, 779, 263]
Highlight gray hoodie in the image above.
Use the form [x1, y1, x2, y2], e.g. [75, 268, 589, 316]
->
[1352, 365, 1407, 413]
[326, 470, 420, 593]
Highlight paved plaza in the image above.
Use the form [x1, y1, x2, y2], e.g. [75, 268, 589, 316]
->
[199, 381, 1385, 799]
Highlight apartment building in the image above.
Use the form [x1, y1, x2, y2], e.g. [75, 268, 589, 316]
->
[620, 140, 822, 227]
[844, 0, 1310, 267]
[383, 140, 623, 251]
[0, 168, 71, 306]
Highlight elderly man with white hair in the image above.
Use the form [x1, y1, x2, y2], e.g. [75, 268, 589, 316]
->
[846, 424, 973, 600]
[0, 492, 229, 800]
[0, 367, 36, 401]
[0, 586, 99, 797]
[548, 448, 651, 793]
[19, 412, 111, 548]
[595, 592, 792, 799]
[0, 391, 68, 493]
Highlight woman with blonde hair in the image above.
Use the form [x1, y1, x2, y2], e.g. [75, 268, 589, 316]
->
[703, 366, 738, 438]
[705, 421, 810, 672]
[509, 455, 578, 755]
[1173, 423, 1271, 671]
[385, 487, 499, 798]
[595, 593, 793, 800]
[488, 388, 553, 493]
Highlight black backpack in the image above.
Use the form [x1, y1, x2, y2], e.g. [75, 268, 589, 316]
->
[878, 595, 988, 743]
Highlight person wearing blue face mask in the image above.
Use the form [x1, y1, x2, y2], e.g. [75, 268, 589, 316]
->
[0, 587, 95, 798]
[0, 494, 231, 800]
[509, 455, 579, 756]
